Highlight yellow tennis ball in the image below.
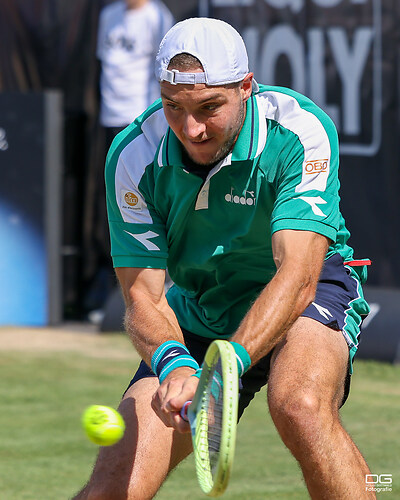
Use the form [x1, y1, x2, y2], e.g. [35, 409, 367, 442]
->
[82, 405, 125, 446]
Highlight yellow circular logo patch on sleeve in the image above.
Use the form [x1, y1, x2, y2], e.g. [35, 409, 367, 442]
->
[124, 192, 138, 207]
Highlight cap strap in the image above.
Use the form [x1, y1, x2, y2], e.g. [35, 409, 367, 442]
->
[160, 68, 207, 85]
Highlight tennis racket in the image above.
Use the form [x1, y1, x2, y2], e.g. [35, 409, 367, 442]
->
[181, 340, 239, 497]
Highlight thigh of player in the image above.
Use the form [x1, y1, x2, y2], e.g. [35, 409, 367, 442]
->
[267, 253, 368, 412]
[268, 316, 350, 415]
[85, 377, 192, 499]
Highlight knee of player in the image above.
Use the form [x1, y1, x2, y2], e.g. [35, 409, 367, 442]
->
[268, 386, 329, 438]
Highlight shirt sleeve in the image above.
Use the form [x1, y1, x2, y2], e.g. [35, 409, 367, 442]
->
[105, 129, 168, 269]
[270, 107, 341, 242]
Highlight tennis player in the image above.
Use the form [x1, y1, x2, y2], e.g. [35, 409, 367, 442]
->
[74, 18, 375, 499]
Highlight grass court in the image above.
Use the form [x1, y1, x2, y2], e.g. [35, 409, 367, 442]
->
[0, 326, 399, 499]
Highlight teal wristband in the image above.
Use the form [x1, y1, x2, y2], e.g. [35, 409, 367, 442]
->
[158, 356, 199, 383]
[151, 341, 199, 383]
[230, 342, 251, 377]
[191, 368, 202, 379]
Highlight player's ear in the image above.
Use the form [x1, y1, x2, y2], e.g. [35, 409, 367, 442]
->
[240, 73, 254, 101]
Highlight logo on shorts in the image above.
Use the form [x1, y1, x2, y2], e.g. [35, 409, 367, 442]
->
[312, 302, 332, 320]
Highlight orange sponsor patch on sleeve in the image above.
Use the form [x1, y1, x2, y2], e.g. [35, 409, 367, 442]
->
[304, 159, 329, 174]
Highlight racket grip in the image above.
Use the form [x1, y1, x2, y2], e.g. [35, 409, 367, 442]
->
[180, 400, 192, 421]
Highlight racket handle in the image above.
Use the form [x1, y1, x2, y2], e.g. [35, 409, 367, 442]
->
[180, 400, 192, 421]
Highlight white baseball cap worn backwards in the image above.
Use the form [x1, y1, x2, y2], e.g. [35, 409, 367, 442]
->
[155, 17, 259, 92]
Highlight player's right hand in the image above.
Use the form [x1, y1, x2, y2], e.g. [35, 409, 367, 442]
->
[151, 367, 199, 433]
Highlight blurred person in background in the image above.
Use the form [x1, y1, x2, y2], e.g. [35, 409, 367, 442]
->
[97, 0, 174, 149]
[85, 0, 174, 319]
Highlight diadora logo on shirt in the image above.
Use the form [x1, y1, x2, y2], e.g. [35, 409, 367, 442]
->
[298, 196, 327, 217]
[304, 159, 328, 175]
[224, 188, 256, 206]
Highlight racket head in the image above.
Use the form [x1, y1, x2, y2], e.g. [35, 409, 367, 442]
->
[187, 340, 239, 497]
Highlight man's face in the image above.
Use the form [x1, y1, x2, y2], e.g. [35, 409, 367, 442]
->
[125, 0, 147, 9]
[160, 72, 253, 166]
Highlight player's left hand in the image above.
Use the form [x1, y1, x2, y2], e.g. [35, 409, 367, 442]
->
[151, 367, 199, 432]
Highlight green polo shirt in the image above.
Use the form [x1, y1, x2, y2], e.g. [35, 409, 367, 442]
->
[106, 84, 355, 338]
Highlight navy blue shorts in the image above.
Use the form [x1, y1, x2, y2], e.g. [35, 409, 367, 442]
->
[125, 253, 369, 411]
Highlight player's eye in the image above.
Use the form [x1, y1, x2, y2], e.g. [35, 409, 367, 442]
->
[203, 104, 219, 111]
[166, 102, 180, 111]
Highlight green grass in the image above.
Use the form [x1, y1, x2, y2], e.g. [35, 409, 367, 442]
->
[0, 330, 399, 499]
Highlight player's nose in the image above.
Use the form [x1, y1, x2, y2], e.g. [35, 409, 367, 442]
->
[183, 113, 206, 139]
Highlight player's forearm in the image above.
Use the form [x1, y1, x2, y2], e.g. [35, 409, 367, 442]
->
[123, 289, 184, 367]
[231, 264, 317, 366]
